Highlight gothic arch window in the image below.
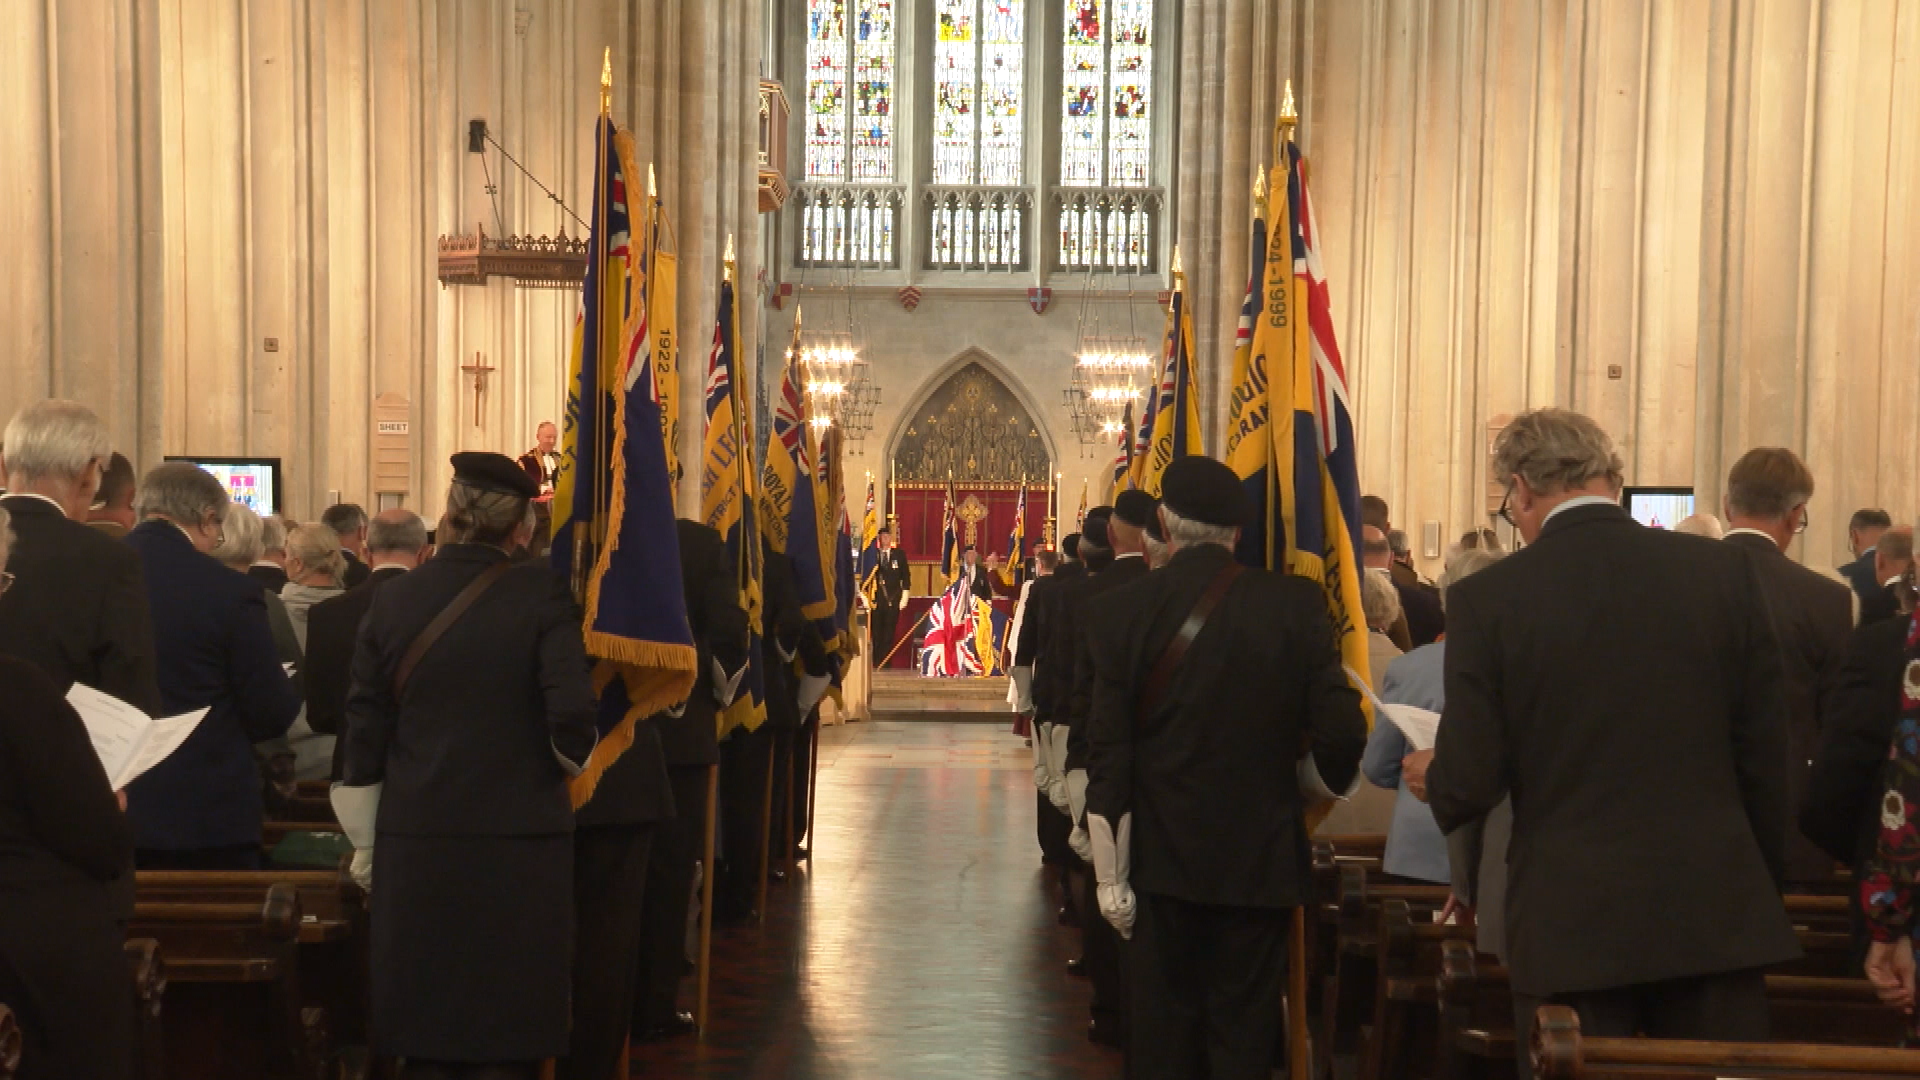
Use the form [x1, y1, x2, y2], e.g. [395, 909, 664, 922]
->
[799, 0, 901, 267]
[1056, 0, 1158, 271]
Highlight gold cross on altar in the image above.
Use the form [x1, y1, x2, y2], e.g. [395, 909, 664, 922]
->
[957, 493, 988, 548]
[461, 352, 496, 427]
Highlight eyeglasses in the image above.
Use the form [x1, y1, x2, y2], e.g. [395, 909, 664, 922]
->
[0, 571, 13, 596]
[1496, 483, 1517, 528]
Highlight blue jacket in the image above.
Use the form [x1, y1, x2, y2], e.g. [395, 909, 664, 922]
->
[124, 521, 301, 850]
[1362, 642, 1451, 884]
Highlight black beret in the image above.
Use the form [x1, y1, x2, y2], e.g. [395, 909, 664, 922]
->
[1113, 489, 1158, 529]
[1062, 533, 1081, 559]
[1143, 506, 1167, 543]
[1080, 506, 1114, 550]
[451, 451, 540, 500]
[1160, 456, 1250, 527]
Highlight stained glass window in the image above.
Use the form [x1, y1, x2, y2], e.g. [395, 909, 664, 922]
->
[1059, 0, 1153, 188]
[933, 0, 1026, 186]
[806, 0, 895, 183]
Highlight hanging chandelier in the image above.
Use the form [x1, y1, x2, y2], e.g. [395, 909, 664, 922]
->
[797, 276, 880, 452]
[1063, 275, 1153, 455]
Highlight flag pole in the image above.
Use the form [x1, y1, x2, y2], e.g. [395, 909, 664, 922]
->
[1277, 76, 1312, 1080]
[695, 763, 719, 1033]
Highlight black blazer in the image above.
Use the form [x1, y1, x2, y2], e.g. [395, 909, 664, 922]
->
[341, 544, 598, 836]
[0, 656, 137, 1078]
[304, 565, 409, 779]
[247, 562, 290, 593]
[757, 548, 831, 734]
[1061, 554, 1152, 771]
[124, 521, 302, 851]
[1840, 551, 1880, 604]
[340, 550, 371, 589]
[1396, 579, 1446, 648]
[872, 549, 910, 611]
[650, 520, 748, 768]
[1083, 543, 1366, 909]
[0, 495, 161, 715]
[1015, 563, 1082, 719]
[1860, 582, 1903, 627]
[1724, 530, 1855, 881]
[1427, 504, 1799, 996]
[1802, 616, 1912, 867]
[1038, 553, 1112, 730]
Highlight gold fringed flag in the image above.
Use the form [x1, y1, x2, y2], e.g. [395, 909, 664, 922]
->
[1138, 266, 1202, 497]
[1227, 171, 1274, 569]
[1107, 401, 1135, 502]
[553, 105, 696, 808]
[703, 264, 766, 737]
[762, 314, 834, 625]
[999, 480, 1026, 585]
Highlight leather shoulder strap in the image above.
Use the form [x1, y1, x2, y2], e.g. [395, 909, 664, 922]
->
[392, 560, 514, 700]
[1137, 562, 1245, 724]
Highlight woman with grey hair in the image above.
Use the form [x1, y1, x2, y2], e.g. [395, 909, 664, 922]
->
[0, 502, 140, 1078]
[1359, 568, 1404, 692]
[1360, 547, 1507, 884]
[212, 503, 304, 689]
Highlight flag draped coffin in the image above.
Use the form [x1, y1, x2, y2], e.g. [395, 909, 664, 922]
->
[553, 120, 697, 806]
[701, 276, 766, 736]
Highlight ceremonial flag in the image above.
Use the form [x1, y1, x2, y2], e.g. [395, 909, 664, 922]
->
[918, 587, 980, 677]
[1128, 305, 1175, 490]
[939, 476, 959, 581]
[761, 318, 834, 630]
[815, 423, 848, 653]
[1139, 273, 1201, 497]
[999, 482, 1026, 585]
[1107, 401, 1135, 502]
[702, 266, 767, 737]
[554, 112, 697, 807]
[1074, 479, 1088, 531]
[858, 474, 880, 586]
[1269, 139, 1372, 721]
[1227, 173, 1274, 569]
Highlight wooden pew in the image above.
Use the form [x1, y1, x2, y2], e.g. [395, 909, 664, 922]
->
[1362, 898, 1477, 1080]
[1438, 939, 1912, 1080]
[1531, 1003, 1920, 1079]
[137, 870, 371, 1077]
[128, 882, 329, 1080]
[1318, 860, 1449, 1079]
[1306, 834, 1388, 1073]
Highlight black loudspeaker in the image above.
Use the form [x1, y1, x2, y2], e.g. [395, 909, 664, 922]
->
[467, 118, 487, 154]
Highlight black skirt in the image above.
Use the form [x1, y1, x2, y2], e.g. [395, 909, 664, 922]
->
[370, 832, 574, 1062]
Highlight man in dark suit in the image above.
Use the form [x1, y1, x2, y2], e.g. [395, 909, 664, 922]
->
[248, 514, 291, 592]
[303, 508, 430, 779]
[1418, 409, 1798, 1075]
[1363, 525, 1443, 647]
[85, 451, 137, 538]
[1084, 456, 1366, 1078]
[956, 544, 996, 604]
[1840, 507, 1893, 602]
[1718, 447, 1855, 884]
[1060, 491, 1156, 1046]
[322, 502, 372, 588]
[869, 527, 911, 663]
[630, 519, 748, 1042]
[125, 463, 302, 869]
[0, 400, 161, 715]
[1015, 533, 1085, 919]
[1858, 527, 1913, 626]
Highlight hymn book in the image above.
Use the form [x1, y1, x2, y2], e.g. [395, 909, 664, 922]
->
[66, 683, 210, 790]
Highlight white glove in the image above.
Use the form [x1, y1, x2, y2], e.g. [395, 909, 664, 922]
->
[1011, 666, 1035, 713]
[1089, 812, 1136, 940]
[798, 672, 831, 714]
[329, 783, 382, 852]
[349, 847, 374, 891]
[1046, 725, 1072, 810]
[1299, 753, 1362, 802]
[1032, 722, 1055, 792]
[713, 656, 747, 708]
[1069, 823, 1093, 862]
[1067, 768, 1089, 826]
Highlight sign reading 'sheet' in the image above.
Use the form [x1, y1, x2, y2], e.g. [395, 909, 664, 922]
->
[377, 421, 409, 435]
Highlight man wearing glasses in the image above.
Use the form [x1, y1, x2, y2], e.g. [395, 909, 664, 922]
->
[0, 400, 161, 715]
[125, 462, 301, 870]
[1717, 447, 1854, 885]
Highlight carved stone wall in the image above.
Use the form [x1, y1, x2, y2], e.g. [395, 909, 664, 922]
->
[892, 361, 1051, 485]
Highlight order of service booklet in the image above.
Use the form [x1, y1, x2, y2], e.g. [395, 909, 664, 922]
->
[66, 683, 210, 790]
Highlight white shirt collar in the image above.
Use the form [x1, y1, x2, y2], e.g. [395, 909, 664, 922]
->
[1114, 551, 1145, 560]
[1544, 494, 1619, 524]
[1723, 527, 1780, 546]
[4, 492, 68, 517]
[369, 560, 412, 573]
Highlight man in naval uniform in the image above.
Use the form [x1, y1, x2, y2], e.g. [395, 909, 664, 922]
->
[1083, 455, 1367, 1080]
[869, 527, 911, 664]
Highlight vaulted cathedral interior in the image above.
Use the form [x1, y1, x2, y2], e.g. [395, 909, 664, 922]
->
[3, 2, 1919, 1079]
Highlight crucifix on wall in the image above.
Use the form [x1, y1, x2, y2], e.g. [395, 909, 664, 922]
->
[461, 352, 496, 427]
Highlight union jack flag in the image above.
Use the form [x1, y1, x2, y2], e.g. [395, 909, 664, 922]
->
[918, 588, 982, 677]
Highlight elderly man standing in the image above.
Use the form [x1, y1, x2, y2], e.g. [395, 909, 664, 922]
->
[322, 502, 372, 587]
[1416, 409, 1797, 1077]
[0, 401, 160, 714]
[126, 463, 301, 869]
[1083, 456, 1366, 1080]
[1719, 447, 1854, 885]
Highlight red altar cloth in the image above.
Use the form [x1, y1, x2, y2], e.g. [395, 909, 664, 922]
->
[893, 485, 1050, 562]
[876, 593, 1017, 670]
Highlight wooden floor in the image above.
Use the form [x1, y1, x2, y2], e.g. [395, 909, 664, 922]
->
[629, 721, 1119, 1079]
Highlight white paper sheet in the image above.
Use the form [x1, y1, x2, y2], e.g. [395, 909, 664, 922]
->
[1380, 703, 1441, 752]
[66, 683, 210, 789]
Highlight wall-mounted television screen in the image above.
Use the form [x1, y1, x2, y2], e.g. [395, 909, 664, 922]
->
[165, 456, 283, 516]
[1622, 486, 1694, 531]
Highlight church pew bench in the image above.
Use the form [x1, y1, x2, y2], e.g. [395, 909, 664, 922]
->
[1307, 835, 1387, 1067]
[1530, 1003, 1920, 1079]
[1318, 861, 1449, 1079]
[1438, 941, 1912, 1080]
[1361, 898, 1478, 1080]
[128, 884, 331, 1080]
[137, 870, 371, 1075]
[126, 938, 168, 1080]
